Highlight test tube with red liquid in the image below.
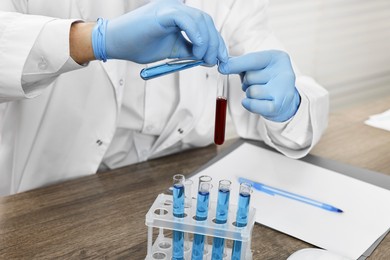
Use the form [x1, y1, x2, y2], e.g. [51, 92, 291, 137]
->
[214, 75, 228, 145]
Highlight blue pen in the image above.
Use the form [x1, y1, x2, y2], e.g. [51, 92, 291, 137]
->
[238, 177, 343, 213]
[140, 59, 205, 80]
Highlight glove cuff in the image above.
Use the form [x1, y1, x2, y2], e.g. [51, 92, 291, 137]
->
[91, 18, 108, 62]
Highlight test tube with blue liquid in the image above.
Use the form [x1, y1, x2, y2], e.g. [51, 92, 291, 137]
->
[212, 180, 232, 259]
[231, 182, 252, 260]
[140, 59, 205, 80]
[191, 175, 213, 260]
[172, 174, 185, 260]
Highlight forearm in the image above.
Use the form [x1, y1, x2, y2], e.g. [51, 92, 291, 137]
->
[70, 22, 95, 64]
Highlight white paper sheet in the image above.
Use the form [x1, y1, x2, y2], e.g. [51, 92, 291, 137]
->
[190, 143, 390, 259]
[364, 109, 390, 131]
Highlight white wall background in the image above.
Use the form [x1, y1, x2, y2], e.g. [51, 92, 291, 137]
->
[268, 0, 390, 111]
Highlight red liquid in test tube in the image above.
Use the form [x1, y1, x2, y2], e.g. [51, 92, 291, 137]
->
[214, 96, 227, 145]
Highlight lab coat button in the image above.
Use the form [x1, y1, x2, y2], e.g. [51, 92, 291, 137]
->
[96, 140, 103, 146]
[119, 79, 124, 86]
[177, 128, 184, 134]
[141, 150, 148, 158]
[145, 125, 154, 132]
[38, 58, 48, 70]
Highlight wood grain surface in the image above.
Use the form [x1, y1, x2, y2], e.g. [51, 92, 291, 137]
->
[1, 95, 390, 259]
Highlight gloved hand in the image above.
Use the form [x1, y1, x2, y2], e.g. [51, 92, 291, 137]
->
[218, 50, 301, 122]
[92, 0, 228, 65]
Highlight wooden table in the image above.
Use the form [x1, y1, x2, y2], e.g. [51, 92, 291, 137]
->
[1, 95, 390, 259]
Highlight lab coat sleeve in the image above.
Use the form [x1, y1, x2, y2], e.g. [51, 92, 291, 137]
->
[223, 0, 329, 159]
[0, 11, 83, 102]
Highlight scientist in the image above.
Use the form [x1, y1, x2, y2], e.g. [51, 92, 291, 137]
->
[0, 0, 328, 195]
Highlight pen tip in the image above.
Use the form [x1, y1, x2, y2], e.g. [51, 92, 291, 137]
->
[336, 208, 343, 213]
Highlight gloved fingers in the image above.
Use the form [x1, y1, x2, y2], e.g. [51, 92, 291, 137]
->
[158, 3, 226, 65]
[241, 98, 278, 118]
[159, 11, 205, 58]
[186, 8, 210, 61]
[201, 13, 221, 65]
[182, 7, 224, 65]
[242, 70, 271, 91]
[169, 34, 194, 59]
[245, 84, 273, 100]
[218, 51, 274, 74]
[231, 50, 299, 122]
[243, 80, 298, 120]
[270, 74, 298, 107]
[217, 34, 229, 64]
[256, 77, 299, 122]
[174, 5, 218, 62]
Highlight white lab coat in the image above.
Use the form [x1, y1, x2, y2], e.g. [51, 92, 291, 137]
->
[0, 0, 329, 195]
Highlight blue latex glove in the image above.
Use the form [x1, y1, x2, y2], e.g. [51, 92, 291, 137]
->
[219, 50, 301, 122]
[92, 0, 228, 65]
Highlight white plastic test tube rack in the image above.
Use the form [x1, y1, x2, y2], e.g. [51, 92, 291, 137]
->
[145, 193, 256, 260]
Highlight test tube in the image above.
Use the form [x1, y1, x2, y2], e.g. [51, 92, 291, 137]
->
[140, 59, 205, 80]
[191, 175, 213, 260]
[214, 75, 228, 145]
[231, 183, 252, 260]
[212, 180, 232, 259]
[184, 179, 193, 209]
[172, 174, 185, 260]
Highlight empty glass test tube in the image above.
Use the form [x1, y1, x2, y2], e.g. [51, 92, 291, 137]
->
[214, 75, 228, 145]
[172, 174, 185, 260]
[191, 175, 213, 260]
[184, 179, 193, 209]
[231, 182, 252, 260]
[212, 180, 232, 259]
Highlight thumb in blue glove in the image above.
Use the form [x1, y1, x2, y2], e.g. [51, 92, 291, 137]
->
[218, 50, 301, 122]
[92, 0, 228, 65]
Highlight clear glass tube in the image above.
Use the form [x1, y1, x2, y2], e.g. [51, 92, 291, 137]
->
[212, 180, 232, 259]
[231, 182, 252, 260]
[191, 175, 213, 260]
[195, 175, 213, 221]
[184, 179, 193, 209]
[215, 180, 231, 223]
[173, 174, 185, 217]
[235, 182, 252, 227]
[140, 59, 205, 80]
[214, 75, 228, 145]
[172, 174, 185, 260]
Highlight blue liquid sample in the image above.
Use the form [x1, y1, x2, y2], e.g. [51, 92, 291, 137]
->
[212, 188, 230, 259]
[172, 184, 185, 260]
[172, 231, 184, 260]
[195, 191, 210, 221]
[235, 192, 250, 227]
[191, 191, 210, 260]
[140, 59, 205, 80]
[173, 184, 185, 218]
[215, 188, 230, 224]
[231, 192, 251, 260]
[231, 240, 242, 260]
[191, 234, 205, 260]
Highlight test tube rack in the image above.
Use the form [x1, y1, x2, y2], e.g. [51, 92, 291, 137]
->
[145, 193, 256, 260]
